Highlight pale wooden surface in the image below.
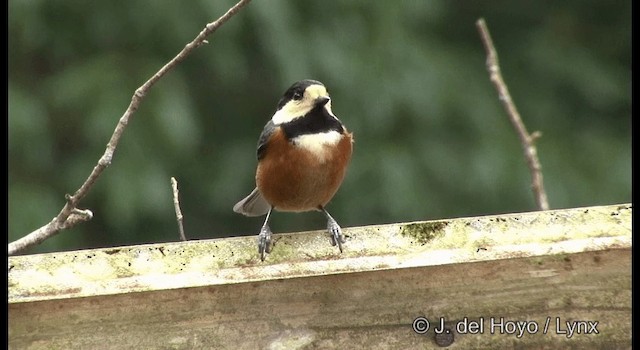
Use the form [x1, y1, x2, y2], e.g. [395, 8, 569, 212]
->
[8, 203, 632, 349]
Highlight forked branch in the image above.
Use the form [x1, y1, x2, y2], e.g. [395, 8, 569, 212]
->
[8, 0, 253, 255]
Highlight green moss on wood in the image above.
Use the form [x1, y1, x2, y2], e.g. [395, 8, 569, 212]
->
[400, 221, 448, 244]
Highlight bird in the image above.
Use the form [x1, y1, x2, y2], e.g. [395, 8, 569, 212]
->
[233, 79, 353, 261]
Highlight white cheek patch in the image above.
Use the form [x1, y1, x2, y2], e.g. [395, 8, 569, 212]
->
[272, 102, 312, 125]
[272, 98, 337, 125]
[292, 131, 342, 162]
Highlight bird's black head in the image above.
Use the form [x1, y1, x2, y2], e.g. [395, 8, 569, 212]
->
[276, 79, 325, 111]
[271, 79, 333, 125]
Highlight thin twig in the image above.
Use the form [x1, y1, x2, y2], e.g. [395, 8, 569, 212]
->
[171, 177, 187, 241]
[476, 18, 549, 211]
[8, 0, 253, 255]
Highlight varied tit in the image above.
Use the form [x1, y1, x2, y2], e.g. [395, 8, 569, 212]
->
[233, 79, 354, 261]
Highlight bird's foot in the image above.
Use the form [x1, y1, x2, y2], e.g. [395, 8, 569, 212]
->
[257, 224, 272, 261]
[327, 218, 346, 253]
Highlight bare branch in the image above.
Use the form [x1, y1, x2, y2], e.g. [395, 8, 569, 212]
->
[476, 18, 549, 211]
[8, 0, 253, 255]
[171, 177, 187, 241]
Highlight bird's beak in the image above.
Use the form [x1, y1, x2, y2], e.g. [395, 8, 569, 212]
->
[316, 96, 331, 106]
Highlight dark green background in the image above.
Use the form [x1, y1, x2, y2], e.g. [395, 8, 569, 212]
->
[8, 1, 631, 254]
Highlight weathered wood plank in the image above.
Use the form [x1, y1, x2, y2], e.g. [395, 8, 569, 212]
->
[8, 203, 631, 349]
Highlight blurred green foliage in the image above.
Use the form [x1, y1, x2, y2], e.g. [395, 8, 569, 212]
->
[8, 0, 630, 254]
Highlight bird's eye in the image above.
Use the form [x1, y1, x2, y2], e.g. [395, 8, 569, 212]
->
[292, 91, 303, 101]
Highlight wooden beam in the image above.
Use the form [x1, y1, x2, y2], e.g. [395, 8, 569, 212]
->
[9, 203, 631, 348]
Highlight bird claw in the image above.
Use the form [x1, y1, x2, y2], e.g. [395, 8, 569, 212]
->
[327, 220, 346, 253]
[258, 225, 272, 261]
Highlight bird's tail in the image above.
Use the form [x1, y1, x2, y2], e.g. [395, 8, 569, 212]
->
[233, 187, 271, 217]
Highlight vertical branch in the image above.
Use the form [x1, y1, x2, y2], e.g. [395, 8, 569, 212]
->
[476, 18, 549, 211]
[171, 177, 187, 241]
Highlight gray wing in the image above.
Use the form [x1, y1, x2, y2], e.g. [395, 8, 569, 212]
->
[233, 120, 277, 216]
[257, 120, 276, 161]
[233, 187, 271, 217]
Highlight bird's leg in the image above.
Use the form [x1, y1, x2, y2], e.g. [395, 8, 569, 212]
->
[258, 207, 273, 261]
[319, 206, 346, 253]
